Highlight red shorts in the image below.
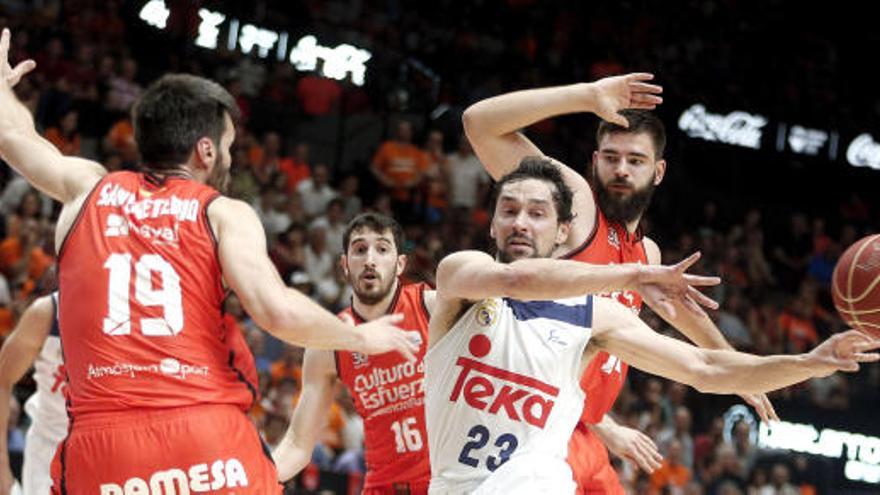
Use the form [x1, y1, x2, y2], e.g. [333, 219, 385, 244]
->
[50, 404, 282, 494]
[567, 422, 625, 495]
[362, 480, 429, 495]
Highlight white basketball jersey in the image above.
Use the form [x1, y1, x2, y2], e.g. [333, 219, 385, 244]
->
[23, 292, 68, 441]
[424, 295, 593, 494]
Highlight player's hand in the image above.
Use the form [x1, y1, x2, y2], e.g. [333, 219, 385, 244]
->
[739, 393, 779, 423]
[593, 422, 663, 473]
[356, 313, 420, 362]
[589, 72, 663, 126]
[637, 252, 721, 319]
[0, 29, 37, 89]
[808, 330, 880, 377]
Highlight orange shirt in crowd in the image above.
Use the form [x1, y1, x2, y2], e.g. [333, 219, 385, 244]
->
[650, 461, 691, 494]
[371, 141, 430, 201]
[778, 312, 819, 352]
[278, 158, 311, 192]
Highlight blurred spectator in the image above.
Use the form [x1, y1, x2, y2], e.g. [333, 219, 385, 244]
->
[296, 69, 342, 117]
[657, 406, 694, 470]
[270, 223, 307, 282]
[777, 296, 819, 353]
[43, 108, 81, 156]
[104, 57, 142, 113]
[278, 142, 312, 193]
[297, 163, 337, 218]
[370, 120, 430, 216]
[336, 174, 362, 221]
[715, 291, 753, 350]
[771, 213, 812, 292]
[310, 198, 347, 255]
[304, 224, 340, 305]
[650, 438, 692, 494]
[757, 464, 799, 495]
[446, 134, 490, 226]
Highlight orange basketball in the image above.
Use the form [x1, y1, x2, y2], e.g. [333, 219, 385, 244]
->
[832, 234, 880, 339]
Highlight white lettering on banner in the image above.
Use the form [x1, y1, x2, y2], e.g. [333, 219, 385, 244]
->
[678, 104, 767, 149]
[289, 35, 372, 86]
[100, 458, 248, 494]
[847, 133, 880, 171]
[195, 9, 225, 49]
[239, 24, 279, 58]
[788, 125, 828, 155]
[757, 419, 880, 484]
[139, 1, 373, 86]
[138, 0, 170, 30]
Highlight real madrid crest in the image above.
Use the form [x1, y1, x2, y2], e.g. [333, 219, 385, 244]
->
[474, 299, 498, 327]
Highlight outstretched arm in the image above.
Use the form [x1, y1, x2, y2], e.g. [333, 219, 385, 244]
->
[640, 237, 778, 421]
[591, 297, 880, 394]
[435, 250, 718, 304]
[209, 197, 418, 358]
[273, 348, 337, 482]
[0, 29, 105, 203]
[0, 295, 54, 495]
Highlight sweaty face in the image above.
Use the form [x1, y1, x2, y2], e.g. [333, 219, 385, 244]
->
[206, 115, 235, 194]
[491, 179, 568, 263]
[593, 132, 660, 225]
[344, 228, 403, 305]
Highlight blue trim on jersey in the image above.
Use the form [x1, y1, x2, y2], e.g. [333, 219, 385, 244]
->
[50, 291, 60, 337]
[504, 296, 593, 328]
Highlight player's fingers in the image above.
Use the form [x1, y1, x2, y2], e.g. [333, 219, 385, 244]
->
[608, 112, 630, 128]
[675, 251, 702, 272]
[377, 313, 405, 325]
[683, 274, 721, 287]
[9, 59, 35, 83]
[626, 72, 655, 82]
[634, 440, 662, 472]
[853, 352, 880, 362]
[688, 285, 720, 309]
[630, 103, 658, 110]
[854, 340, 880, 352]
[631, 94, 663, 106]
[762, 394, 780, 422]
[0, 28, 10, 62]
[395, 339, 417, 362]
[629, 82, 663, 94]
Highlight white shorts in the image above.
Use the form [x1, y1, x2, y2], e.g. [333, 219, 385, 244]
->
[23, 425, 64, 495]
[472, 454, 576, 495]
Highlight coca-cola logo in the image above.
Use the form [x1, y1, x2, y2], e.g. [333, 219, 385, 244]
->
[846, 134, 880, 171]
[448, 335, 558, 429]
[678, 104, 767, 149]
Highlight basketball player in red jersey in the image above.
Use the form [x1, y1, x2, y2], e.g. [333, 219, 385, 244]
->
[462, 73, 778, 493]
[0, 29, 416, 494]
[274, 213, 433, 494]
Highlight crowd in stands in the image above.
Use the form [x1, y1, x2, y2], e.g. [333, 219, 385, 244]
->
[1, 1, 878, 494]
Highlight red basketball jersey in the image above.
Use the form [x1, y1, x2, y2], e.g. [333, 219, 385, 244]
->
[335, 282, 431, 490]
[58, 172, 257, 418]
[564, 208, 647, 424]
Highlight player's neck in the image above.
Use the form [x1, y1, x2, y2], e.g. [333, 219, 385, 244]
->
[352, 281, 400, 321]
[625, 217, 641, 235]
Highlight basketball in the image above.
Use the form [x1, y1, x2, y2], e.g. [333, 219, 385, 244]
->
[832, 234, 880, 339]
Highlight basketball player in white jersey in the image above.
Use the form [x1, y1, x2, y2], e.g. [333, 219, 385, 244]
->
[0, 291, 65, 495]
[424, 158, 878, 494]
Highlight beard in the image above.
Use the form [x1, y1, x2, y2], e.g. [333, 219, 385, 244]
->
[594, 174, 656, 225]
[206, 155, 231, 194]
[350, 269, 397, 305]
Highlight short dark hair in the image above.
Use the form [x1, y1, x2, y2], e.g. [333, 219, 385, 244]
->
[490, 156, 574, 223]
[342, 213, 406, 254]
[596, 109, 666, 159]
[133, 74, 240, 170]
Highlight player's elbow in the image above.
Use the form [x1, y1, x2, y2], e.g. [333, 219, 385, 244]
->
[461, 105, 486, 140]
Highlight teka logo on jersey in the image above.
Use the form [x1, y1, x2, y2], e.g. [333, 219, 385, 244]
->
[449, 336, 559, 429]
[99, 458, 247, 494]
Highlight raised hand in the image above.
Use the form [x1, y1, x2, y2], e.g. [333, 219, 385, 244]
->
[638, 252, 720, 319]
[739, 393, 780, 423]
[590, 72, 663, 127]
[356, 313, 420, 362]
[0, 28, 37, 89]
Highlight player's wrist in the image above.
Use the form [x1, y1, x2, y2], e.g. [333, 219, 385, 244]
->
[571, 82, 598, 113]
